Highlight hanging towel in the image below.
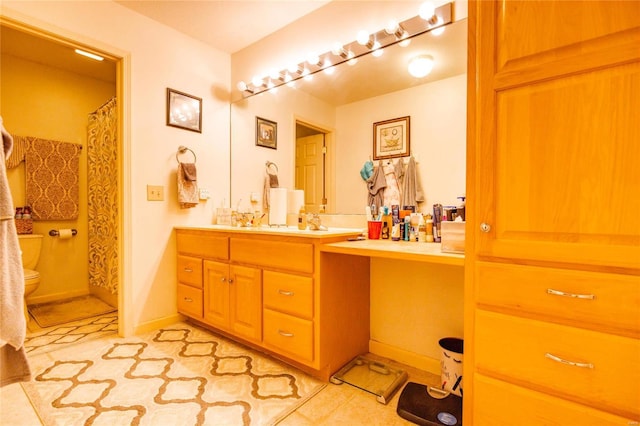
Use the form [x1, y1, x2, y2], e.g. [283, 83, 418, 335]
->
[177, 162, 198, 209]
[262, 162, 279, 211]
[23, 136, 82, 220]
[367, 161, 386, 209]
[4, 134, 25, 169]
[181, 162, 197, 181]
[0, 116, 31, 386]
[382, 161, 401, 208]
[402, 156, 425, 208]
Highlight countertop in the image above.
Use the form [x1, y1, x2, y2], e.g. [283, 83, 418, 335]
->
[174, 224, 365, 239]
[320, 239, 465, 266]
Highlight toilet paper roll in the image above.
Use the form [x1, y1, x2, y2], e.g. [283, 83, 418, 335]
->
[287, 190, 304, 214]
[58, 229, 74, 239]
[269, 188, 287, 226]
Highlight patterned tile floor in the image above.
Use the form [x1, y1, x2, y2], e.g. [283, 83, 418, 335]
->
[3, 315, 441, 425]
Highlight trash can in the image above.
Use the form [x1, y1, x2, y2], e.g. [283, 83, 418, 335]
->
[439, 337, 463, 397]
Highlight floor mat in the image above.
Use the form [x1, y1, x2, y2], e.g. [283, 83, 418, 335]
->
[22, 321, 324, 426]
[28, 295, 117, 328]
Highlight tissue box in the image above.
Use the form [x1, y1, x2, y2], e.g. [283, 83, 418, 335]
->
[441, 221, 465, 254]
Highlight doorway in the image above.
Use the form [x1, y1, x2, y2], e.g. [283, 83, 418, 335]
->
[295, 120, 334, 213]
[0, 20, 124, 343]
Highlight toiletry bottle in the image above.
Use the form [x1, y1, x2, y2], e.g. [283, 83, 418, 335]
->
[298, 206, 307, 230]
[403, 216, 411, 241]
[381, 220, 390, 239]
[426, 215, 434, 242]
[418, 215, 426, 242]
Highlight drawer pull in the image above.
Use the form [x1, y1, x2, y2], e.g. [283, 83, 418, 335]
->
[183, 268, 193, 273]
[278, 330, 294, 338]
[545, 352, 594, 369]
[547, 288, 595, 300]
[278, 289, 295, 297]
[183, 297, 193, 302]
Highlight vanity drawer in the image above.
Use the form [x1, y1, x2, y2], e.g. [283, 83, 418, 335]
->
[263, 308, 313, 362]
[176, 230, 229, 260]
[263, 271, 313, 319]
[476, 261, 640, 335]
[231, 238, 313, 274]
[177, 255, 203, 288]
[475, 310, 640, 418]
[177, 283, 203, 318]
[473, 374, 634, 425]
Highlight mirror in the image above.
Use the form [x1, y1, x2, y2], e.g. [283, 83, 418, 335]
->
[230, 18, 467, 215]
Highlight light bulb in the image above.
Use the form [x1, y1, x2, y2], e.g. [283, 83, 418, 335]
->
[430, 17, 446, 36]
[251, 76, 263, 87]
[408, 55, 434, 78]
[307, 54, 321, 66]
[385, 20, 399, 35]
[399, 37, 412, 47]
[356, 30, 370, 46]
[288, 63, 300, 74]
[372, 48, 384, 58]
[236, 81, 247, 91]
[419, 2, 436, 20]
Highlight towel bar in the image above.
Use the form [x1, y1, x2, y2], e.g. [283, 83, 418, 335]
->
[176, 145, 196, 163]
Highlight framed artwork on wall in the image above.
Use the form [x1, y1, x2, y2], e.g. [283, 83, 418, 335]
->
[166, 88, 202, 133]
[256, 116, 277, 149]
[373, 116, 410, 160]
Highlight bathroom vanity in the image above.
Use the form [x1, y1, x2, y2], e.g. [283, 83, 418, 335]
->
[174, 225, 370, 380]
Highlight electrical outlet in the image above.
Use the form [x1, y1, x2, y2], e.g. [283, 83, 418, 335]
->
[199, 188, 210, 200]
[147, 185, 164, 201]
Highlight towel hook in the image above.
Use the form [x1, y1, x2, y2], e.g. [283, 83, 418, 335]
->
[176, 145, 196, 163]
[265, 161, 278, 173]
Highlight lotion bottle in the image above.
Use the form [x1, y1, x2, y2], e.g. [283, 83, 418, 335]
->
[298, 206, 307, 230]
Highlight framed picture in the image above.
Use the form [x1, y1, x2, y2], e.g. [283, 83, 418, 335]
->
[373, 116, 410, 160]
[256, 116, 277, 149]
[166, 88, 202, 133]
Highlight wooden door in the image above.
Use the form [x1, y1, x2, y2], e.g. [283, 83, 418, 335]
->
[471, 0, 640, 270]
[229, 264, 262, 343]
[203, 260, 230, 329]
[296, 134, 325, 212]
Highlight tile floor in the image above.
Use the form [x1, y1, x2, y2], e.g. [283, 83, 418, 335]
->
[1, 315, 440, 426]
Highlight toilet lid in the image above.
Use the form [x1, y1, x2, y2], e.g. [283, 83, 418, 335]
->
[24, 269, 39, 280]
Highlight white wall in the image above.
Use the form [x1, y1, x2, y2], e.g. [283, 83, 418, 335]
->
[336, 74, 467, 213]
[1, 0, 231, 334]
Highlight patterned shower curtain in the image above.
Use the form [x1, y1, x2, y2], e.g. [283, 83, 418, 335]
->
[87, 98, 118, 294]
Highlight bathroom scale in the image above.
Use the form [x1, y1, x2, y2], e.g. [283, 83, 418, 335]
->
[330, 355, 408, 404]
[396, 382, 462, 426]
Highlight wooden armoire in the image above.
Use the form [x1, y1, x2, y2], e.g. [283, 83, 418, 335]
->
[465, 1, 640, 424]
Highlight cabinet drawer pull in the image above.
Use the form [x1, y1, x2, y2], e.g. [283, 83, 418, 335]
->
[547, 288, 595, 300]
[183, 268, 193, 273]
[278, 289, 295, 297]
[278, 330, 294, 338]
[545, 352, 594, 369]
[183, 297, 193, 302]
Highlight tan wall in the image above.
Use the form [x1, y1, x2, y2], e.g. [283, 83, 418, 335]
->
[1, 53, 116, 303]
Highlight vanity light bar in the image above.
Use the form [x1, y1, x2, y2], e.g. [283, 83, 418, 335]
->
[237, 1, 453, 97]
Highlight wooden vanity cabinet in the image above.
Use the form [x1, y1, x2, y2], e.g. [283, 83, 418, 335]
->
[175, 228, 369, 380]
[466, 1, 640, 424]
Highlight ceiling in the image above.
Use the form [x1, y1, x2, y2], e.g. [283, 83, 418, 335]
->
[114, 0, 330, 54]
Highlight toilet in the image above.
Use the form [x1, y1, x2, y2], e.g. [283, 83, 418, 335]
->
[17, 234, 43, 325]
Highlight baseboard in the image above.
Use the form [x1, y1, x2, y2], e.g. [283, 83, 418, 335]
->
[134, 314, 185, 335]
[369, 339, 441, 376]
[27, 289, 89, 306]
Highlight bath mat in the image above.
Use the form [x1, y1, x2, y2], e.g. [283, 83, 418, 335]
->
[28, 295, 117, 328]
[22, 321, 325, 426]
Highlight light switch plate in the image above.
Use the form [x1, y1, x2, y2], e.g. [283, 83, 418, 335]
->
[147, 185, 164, 201]
[199, 188, 210, 200]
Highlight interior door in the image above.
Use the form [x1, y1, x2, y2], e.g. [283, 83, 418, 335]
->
[473, 0, 640, 270]
[295, 134, 325, 213]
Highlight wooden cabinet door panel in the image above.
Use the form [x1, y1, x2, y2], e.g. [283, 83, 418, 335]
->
[230, 265, 262, 343]
[474, 1, 640, 269]
[204, 260, 230, 330]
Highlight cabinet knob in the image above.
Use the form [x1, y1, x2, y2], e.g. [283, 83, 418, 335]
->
[228, 278, 234, 284]
[480, 222, 491, 233]
[220, 277, 226, 282]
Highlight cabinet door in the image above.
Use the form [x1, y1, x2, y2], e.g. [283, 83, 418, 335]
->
[204, 260, 230, 330]
[229, 265, 262, 343]
[471, 0, 640, 269]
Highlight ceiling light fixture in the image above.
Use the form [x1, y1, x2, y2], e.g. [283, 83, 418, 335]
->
[74, 48, 104, 61]
[408, 54, 434, 78]
[236, 1, 453, 97]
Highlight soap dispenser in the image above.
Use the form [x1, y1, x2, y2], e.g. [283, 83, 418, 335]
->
[298, 206, 307, 230]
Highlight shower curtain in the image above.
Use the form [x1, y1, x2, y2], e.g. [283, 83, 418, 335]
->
[87, 98, 118, 295]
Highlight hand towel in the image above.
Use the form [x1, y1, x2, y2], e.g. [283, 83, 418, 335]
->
[0, 116, 28, 354]
[402, 156, 425, 207]
[177, 162, 198, 208]
[181, 162, 197, 181]
[262, 163, 279, 211]
[367, 161, 387, 209]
